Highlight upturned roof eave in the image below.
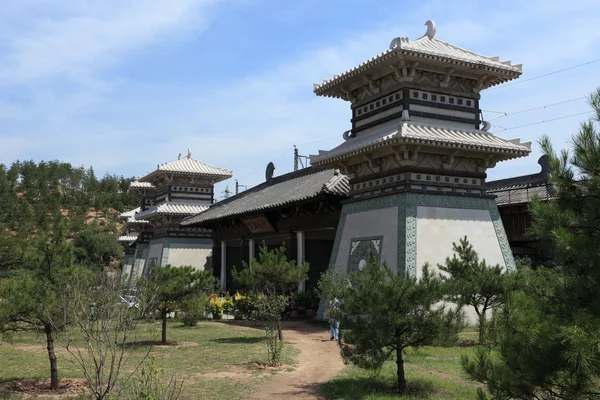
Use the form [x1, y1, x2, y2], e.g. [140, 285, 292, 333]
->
[313, 49, 521, 97]
[137, 169, 232, 183]
[310, 137, 530, 167]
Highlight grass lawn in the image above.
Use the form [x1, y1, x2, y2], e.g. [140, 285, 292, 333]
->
[0, 319, 298, 399]
[321, 345, 483, 399]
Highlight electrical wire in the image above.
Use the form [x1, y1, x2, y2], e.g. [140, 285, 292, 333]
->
[491, 111, 593, 133]
[487, 58, 600, 91]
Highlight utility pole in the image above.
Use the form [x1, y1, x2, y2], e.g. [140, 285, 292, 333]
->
[235, 179, 247, 195]
[294, 145, 299, 171]
[293, 145, 310, 170]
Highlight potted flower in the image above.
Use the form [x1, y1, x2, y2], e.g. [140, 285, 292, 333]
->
[208, 294, 223, 319]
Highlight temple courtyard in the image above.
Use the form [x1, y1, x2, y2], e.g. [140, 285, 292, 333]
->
[0, 318, 482, 399]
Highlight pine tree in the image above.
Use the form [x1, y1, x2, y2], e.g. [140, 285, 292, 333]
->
[143, 265, 217, 344]
[463, 88, 600, 399]
[318, 259, 464, 393]
[233, 244, 309, 364]
[438, 237, 504, 345]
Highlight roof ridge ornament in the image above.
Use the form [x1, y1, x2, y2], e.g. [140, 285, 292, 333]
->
[187, 149, 192, 159]
[424, 20, 436, 40]
[266, 162, 275, 183]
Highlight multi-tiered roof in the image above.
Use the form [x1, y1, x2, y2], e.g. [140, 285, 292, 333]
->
[119, 150, 232, 243]
[310, 20, 531, 169]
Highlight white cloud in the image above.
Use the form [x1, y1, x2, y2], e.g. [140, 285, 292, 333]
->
[0, 0, 220, 86]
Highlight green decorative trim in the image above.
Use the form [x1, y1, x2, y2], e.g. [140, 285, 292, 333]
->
[160, 245, 170, 267]
[405, 194, 418, 277]
[316, 191, 516, 320]
[404, 193, 515, 274]
[396, 194, 408, 277]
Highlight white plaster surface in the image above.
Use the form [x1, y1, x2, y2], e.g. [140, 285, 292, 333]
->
[335, 206, 398, 273]
[415, 206, 506, 325]
[416, 206, 505, 276]
[167, 244, 212, 271]
[133, 247, 149, 279]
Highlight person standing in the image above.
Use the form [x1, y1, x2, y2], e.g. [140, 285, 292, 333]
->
[329, 298, 340, 341]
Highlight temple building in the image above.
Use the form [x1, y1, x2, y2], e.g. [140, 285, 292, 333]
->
[118, 207, 148, 277]
[309, 20, 531, 319]
[120, 150, 232, 282]
[181, 165, 349, 292]
[485, 155, 556, 265]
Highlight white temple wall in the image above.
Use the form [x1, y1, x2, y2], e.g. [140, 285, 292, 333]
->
[333, 206, 398, 273]
[166, 244, 212, 271]
[133, 245, 149, 279]
[121, 253, 135, 281]
[415, 206, 507, 326]
[415, 206, 507, 278]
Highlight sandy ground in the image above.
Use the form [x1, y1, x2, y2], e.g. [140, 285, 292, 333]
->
[245, 320, 345, 400]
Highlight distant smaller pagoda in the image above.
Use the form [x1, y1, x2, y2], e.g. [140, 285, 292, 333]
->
[120, 150, 232, 282]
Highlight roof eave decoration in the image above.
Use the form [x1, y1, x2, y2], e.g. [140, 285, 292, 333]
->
[181, 168, 350, 227]
[309, 122, 531, 167]
[136, 149, 233, 183]
[312, 20, 522, 98]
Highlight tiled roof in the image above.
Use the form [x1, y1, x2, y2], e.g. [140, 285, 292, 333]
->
[314, 21, 521, 96]
[119, 208, 140, 219]
[137, 155, 232, 183]
[119, 208, 150, 224]
[310, 120, 531, 166]
[135, 202, 210, 220]
[129, 181, 156, 189]
[486, 155, 555, 206]
[118, 233, 139, 243]
[488, 182, 554, 206]
[182, 168, 350, 226]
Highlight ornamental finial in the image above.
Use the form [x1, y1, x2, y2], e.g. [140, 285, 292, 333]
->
[424, 20, 436, 39]
[187, 149, 192, 159]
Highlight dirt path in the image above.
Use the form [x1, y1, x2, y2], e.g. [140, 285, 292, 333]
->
[246, 320, 345, 399]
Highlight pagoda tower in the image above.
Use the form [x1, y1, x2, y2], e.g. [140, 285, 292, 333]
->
[310, 21, 531, 282]
[122, 150, 232, 282]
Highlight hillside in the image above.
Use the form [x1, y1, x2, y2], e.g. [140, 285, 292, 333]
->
[0, 160, 139, 277]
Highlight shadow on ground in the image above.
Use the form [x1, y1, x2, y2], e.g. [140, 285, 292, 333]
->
[320, 376, 438, 399]
[210, 336, 264, 344]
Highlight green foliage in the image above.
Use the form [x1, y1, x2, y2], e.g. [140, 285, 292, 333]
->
[208, 295, 224, 319]
[233, 244, 309, 296]
[143, 265, 217, 343]
[221, 297, 235, 314]
[438, 237, 504, 345]
[0, 263, 91, 390]
[0, 159, 138, 277]
[121, 356, 183, 400]
[233, 244, 309, 366]
[233, 294, 257, 318]
[318, 258, 464, 393]
[294, 291, 318, 309]
[179, 294, 209, 327]
[464, 88, 600, 399]
[255, 294, 288, 365]
[72, 221, 124, 270]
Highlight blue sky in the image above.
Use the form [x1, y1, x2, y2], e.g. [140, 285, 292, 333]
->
[1, 0, 600, 198]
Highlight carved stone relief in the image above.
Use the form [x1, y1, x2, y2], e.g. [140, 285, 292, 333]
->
[348, 236, 383, 273]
